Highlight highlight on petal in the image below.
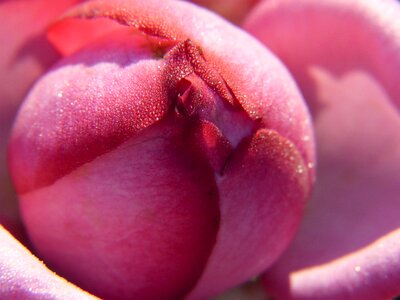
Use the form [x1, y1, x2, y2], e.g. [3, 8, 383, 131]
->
[9, 0, 315, 298]
[0, 0, 79, 234]
[244, 0, 400, 298]
[0, 225, 98, 299]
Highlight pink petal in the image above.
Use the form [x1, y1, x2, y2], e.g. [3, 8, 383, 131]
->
[187, 129, 310, 299]
[188, 0, 261, 24]
[0, 225, 98, 299]
[0, 0, 79, 232]
[19, 117, 221, 299]
[245, 0, 400, 298]
[10, 30, 171, 193]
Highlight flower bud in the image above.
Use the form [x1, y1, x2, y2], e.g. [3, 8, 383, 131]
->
[9, 1, 315, 299]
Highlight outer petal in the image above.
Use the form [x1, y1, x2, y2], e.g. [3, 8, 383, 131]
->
[0, 0, 79, 234]
[187, 129, 310, 299]
[0, 225, 97, 299]
[19, 116, 221, 300]
[245, 0, 400, 298]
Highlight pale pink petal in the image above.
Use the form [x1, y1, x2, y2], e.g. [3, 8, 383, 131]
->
[0, 0, 79, 232]
[245, 0, 400, 298]
[0, 225, 98, 299]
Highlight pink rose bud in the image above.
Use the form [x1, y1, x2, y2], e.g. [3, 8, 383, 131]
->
[9, 0, 315, 299]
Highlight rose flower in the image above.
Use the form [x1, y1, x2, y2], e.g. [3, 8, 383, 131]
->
[3, 0, 314, 299]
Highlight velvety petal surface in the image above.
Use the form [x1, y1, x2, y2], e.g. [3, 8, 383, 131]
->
[19, 117, 221, 300]
[245, 0, 400, 298]
[0, 225, 97, 299]
[187, 129, 310, 299]
[0, 0, 79, 235]
[10, 0, 315, 298]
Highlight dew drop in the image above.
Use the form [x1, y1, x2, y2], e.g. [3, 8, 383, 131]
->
[296, 165, 305, 174]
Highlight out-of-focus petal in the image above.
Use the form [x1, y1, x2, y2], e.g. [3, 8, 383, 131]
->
[0, 225, 98, 299]
[0, 0, 79, 233]
[188, 0, 261, 24]
[245, 0, 400, 299]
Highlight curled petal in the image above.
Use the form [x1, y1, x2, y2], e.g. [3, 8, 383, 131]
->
[283, 229, 400, 299]
[187, 129, 310, 299]
[0, 225, 97, 299]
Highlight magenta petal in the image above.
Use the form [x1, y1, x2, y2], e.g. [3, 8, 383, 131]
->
[245, 0, 400, 298]
[275, 229, 400, 299]
[10, 30, 171, 194]
[0, 225, 97, 299]
[187, 129, 310, 299]
[19, 118, 220, 299]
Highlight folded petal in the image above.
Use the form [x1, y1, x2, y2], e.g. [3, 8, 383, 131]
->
[187, 129, 310, 299]
[245, 0, 400, 298]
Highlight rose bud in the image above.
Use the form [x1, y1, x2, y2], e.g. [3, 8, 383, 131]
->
[9, 0, 315, 299]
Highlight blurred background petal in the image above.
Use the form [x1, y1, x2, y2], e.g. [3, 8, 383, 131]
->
[245, 0, 400, 298]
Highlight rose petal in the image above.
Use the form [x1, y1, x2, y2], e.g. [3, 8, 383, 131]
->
[188, 0, 261, 24]
[0, 0, 79, 233]
[0, 225, 97, 299]
[20, 117, 221, 299]
[245, 0, 400, 298]
[187, 129, 310, 299]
